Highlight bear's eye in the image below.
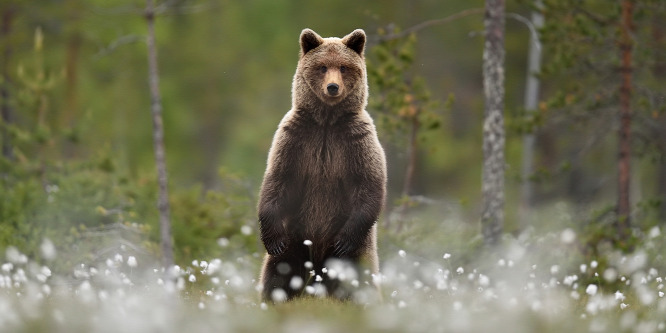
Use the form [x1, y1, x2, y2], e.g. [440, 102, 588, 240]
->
[340, 66, 346, 73]
[320, 66, 327, 73]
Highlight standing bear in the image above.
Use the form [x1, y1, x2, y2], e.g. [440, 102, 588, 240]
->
[258, 28, 387, 302]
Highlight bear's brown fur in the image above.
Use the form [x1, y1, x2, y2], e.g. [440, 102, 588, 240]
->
[258, 28, 386, 302]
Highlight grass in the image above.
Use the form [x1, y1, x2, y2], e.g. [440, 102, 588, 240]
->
[1, 203, 665, 332]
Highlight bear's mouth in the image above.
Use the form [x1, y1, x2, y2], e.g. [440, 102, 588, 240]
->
[321, 92, 345, 105]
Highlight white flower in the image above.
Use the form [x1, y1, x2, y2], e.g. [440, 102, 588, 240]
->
[271, 288, 287, 303]
[603, 268, 618, 282]
[649, 226, 661, 238]
[189, 274, 196, 283]
[41, 266, 51, 277]
[40, 239, 57, 261]
[443, 253, 451, 259]
[585, 284, 598, 295]
[456, 267, 464, 275]
[241, 225, 252, 235]
[478, 274, 490, 287]
[127, 256, 137, 267]
[398, 250, 406, 258]
[289, 276, 303, 290]
[1, 263, 13, 272]
[615, 291, 625, 301]
[303, 240, 313, 246]
[560, 228, 576, 243]
[217, 238, 230, 247]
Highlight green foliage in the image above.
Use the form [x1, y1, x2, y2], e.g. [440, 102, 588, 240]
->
[367, 27, 444, 148]
[538, 0, 666, 146]
[170, 168, 258, 262]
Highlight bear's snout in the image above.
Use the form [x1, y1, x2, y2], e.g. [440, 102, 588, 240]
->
[327, 83, 339, 96]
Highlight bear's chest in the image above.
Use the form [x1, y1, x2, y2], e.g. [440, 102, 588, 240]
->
[290, 122, 362, 178]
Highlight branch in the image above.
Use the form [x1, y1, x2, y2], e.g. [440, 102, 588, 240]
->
[573, 6, 613, 25]
[93, 34, 144, 59]
[506, 13, 541, 53]
[368, 9, 541, 53]
[368, 8, 484, 45]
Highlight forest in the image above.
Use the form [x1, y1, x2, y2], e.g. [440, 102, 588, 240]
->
[1, 0, 665, 332]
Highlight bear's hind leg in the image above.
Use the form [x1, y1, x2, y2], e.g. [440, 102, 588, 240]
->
[260, 254, 305, 303]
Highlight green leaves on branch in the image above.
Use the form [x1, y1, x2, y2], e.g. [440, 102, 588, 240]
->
[367, 27, 446, 147]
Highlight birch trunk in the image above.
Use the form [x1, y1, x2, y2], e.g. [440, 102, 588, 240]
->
[481, 0, 506, 246]
[518, 0, 544, 229]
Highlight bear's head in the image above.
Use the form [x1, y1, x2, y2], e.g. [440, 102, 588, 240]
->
[293, 29, 367, 110]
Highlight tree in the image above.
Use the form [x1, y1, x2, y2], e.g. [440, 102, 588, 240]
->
[653, 10, 666, 221]
[62, 0, 82, 158]
[1, 3, 15, 161]
[536, 0, 666, 245]
[145, 0, 173, 269]
[367, 29, 444, 232]
[481, 0, 506, 246]
[518, 0, 544, 228]
[615, 0, 633, 238]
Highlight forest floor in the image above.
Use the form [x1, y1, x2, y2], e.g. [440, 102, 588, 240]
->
[1, 205, 665, 333]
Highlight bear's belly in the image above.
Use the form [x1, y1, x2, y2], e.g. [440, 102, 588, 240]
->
[293, 176, 350, 240]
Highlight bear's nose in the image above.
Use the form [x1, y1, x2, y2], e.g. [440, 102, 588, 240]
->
[327, 83, 339, 95]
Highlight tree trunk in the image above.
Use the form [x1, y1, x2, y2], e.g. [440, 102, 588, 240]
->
[616, 0, 633, 240]
[63, 0, 81, 158]
[652, 10, 666, 221]
[145, 0, 174, 269]
[403, 110, 419, 200]
[481, 0, 506, 246]
[1, 6, 14, 161]
[395, 109, 420, 232]
[518, 0, 543, 229]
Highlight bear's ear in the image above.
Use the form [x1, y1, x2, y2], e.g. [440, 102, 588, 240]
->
[300, 29, 324, 56]
[342, 29, 366, 56]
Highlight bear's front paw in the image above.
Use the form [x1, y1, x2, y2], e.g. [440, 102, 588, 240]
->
[263, 233, 289, 256]
[332, 236, 358, 258]
[266, 239, 287, 256]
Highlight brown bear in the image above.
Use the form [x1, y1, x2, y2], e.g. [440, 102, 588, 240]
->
[258, 28, 386, 303]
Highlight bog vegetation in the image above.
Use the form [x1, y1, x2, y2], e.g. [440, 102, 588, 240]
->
[1, 0, 665, 332]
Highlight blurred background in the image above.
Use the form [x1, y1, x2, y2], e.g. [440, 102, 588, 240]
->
[1, 0, 664, 267]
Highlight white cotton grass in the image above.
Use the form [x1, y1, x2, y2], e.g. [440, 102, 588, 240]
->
[40, 239, 57, 261]
[586, 284, 598, 296]
[127, 256, 138, 268]
[0, 225, 665, 333]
